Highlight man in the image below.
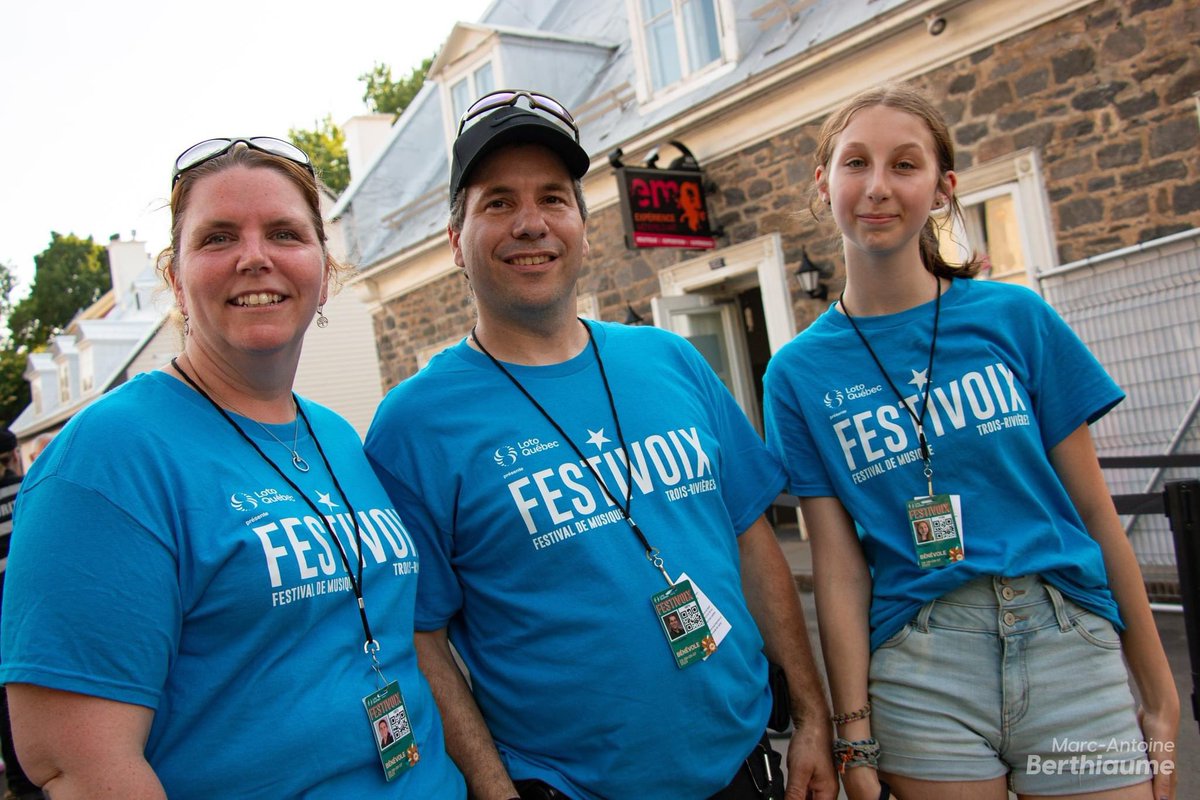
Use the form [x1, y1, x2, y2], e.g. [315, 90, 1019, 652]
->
[377, 718, 395, 749]
[0, 430, 43, 800]
[366, 90, 835, 800]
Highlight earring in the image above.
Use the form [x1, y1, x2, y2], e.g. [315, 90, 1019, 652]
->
[316, 306, 329, 328]
[182, 314, 190, 336]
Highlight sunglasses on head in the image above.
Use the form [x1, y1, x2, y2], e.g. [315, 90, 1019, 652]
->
[171, 137, 314, 187]
[457, 90, 579, 142]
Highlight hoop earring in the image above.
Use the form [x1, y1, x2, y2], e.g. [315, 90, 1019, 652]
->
[316, 306, 329, 328]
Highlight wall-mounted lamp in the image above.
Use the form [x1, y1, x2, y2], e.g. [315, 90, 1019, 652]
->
[795, 247, 828, 300]
[926, 12, 947, 36]
[608, 147, 625, 168]
[624, 303, 647, 325]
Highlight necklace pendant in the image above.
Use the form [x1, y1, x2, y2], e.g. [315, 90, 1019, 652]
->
[292, 452, 311, 472]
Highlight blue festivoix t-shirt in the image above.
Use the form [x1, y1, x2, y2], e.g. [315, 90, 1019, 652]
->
[0, 371, 464, 799]
[764, 278, 1125, 651]
[366, 321, 786, 800]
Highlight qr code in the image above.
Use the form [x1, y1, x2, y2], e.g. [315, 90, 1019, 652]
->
[930, 516, 956, 540]
[678, 603, 705, 633]
[387, 706, 412, 740]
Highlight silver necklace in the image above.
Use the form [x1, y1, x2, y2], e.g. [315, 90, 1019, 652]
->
[172, 358, 309, 472]
[247, 402, 310, 473]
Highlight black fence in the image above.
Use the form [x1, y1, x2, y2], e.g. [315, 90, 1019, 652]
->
[1101, 455, 1199, 731]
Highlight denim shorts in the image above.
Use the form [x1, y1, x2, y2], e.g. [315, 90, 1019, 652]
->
[869, 575, 1153, 794]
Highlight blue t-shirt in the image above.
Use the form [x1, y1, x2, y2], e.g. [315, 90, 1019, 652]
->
[763, 279, 1124, 651]
[0, 371, 464, 799]
[366, 321, 786, 800]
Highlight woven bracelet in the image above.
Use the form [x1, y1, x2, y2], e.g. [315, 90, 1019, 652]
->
[833, 736, 880, 773]
[830, 701, 871, 725]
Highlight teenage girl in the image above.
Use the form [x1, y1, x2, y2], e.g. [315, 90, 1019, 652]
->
[763, 85, 1178, 800]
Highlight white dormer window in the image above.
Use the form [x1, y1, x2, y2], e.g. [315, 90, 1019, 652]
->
[449, 61, 496, 123]
[630, 0, 732, 97]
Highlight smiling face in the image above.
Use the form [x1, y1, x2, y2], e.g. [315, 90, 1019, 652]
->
[815, 104, 954, 270]
[448, 142, 588, 332]
[171, 165, 328, 367]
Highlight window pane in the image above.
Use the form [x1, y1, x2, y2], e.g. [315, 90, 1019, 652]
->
[935, 192, 1030, 285]
[643, 0, 672, 19]
[474, 62, 494, 96]
[978, 194, 1026, 284]
[647, 17, 681, 89]
[451, 78, 471, 122]
[681, 0, 720, 70]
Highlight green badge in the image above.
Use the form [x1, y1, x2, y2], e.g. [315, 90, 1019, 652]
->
[907, 493, 965, 569]
[363, 681, 419, 780]
[651, 579, 717, 669]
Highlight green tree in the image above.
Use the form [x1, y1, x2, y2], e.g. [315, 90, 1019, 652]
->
[0, 261, 25, 427]
[359, 57, 433, 118]
[0, 347, 29, 429]
[289, 116, 350, 195]
[7, 233, 111, 352]
[287, 55, 432, 197]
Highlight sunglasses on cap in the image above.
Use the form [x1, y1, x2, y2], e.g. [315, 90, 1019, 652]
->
[457, 90, 579, 142]
[171, 137, 314, 187]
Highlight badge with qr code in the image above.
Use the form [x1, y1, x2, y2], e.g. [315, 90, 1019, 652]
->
[651, 579, 717, 669]
[907, 493, 965, 569]
[363, 681, 419, 780]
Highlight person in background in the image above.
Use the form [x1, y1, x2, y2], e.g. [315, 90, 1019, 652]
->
[0, 138, 464, 799]
[763, 84, 1178, 800]
[0, 429, 43, 800]
[366, 89, 836, 800]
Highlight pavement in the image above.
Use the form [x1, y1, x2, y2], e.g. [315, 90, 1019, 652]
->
[774, 521, 1199, 798]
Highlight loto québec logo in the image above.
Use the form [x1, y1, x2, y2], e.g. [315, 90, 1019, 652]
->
[493, 446, 518, 468]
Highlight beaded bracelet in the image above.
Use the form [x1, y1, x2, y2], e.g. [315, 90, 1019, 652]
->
[830, 701, 871, 725]
[833, 736, 880, 773]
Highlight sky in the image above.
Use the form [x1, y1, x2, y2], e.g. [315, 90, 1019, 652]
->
[0, 0, 495, 303]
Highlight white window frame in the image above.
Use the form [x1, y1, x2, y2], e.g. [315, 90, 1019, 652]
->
[625, 0, 738, 105]
[943, 148, 1058, 290]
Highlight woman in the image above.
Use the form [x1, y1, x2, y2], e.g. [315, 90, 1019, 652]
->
[0, 138, 465, 798]
[763, 87, 1178, 800]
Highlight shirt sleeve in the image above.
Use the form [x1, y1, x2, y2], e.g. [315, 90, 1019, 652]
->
[763, 353, 837, 498]
[0, 476, 180, 710]
[364, 433, 463, 631]
[1025, 297, 1124, 451]
[684, 341, 787, 533]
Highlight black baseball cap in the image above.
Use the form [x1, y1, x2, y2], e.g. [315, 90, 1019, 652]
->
[450, 105, 590, 201]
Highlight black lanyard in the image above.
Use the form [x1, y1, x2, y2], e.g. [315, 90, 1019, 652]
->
[171, 359, 379, 655]
[470, 320, 673, 583]
[839, 279, 943, 496]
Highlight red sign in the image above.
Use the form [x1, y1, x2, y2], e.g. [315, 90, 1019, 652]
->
[616, 166, 717, 250]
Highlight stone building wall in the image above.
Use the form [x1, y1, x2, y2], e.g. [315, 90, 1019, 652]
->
[373, 0, 1199, 389]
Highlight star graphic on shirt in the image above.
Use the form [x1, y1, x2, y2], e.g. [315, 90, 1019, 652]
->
[908, 368, 929, 391]
[586, 428, 611, 450]
[315, 490, 340, 512]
